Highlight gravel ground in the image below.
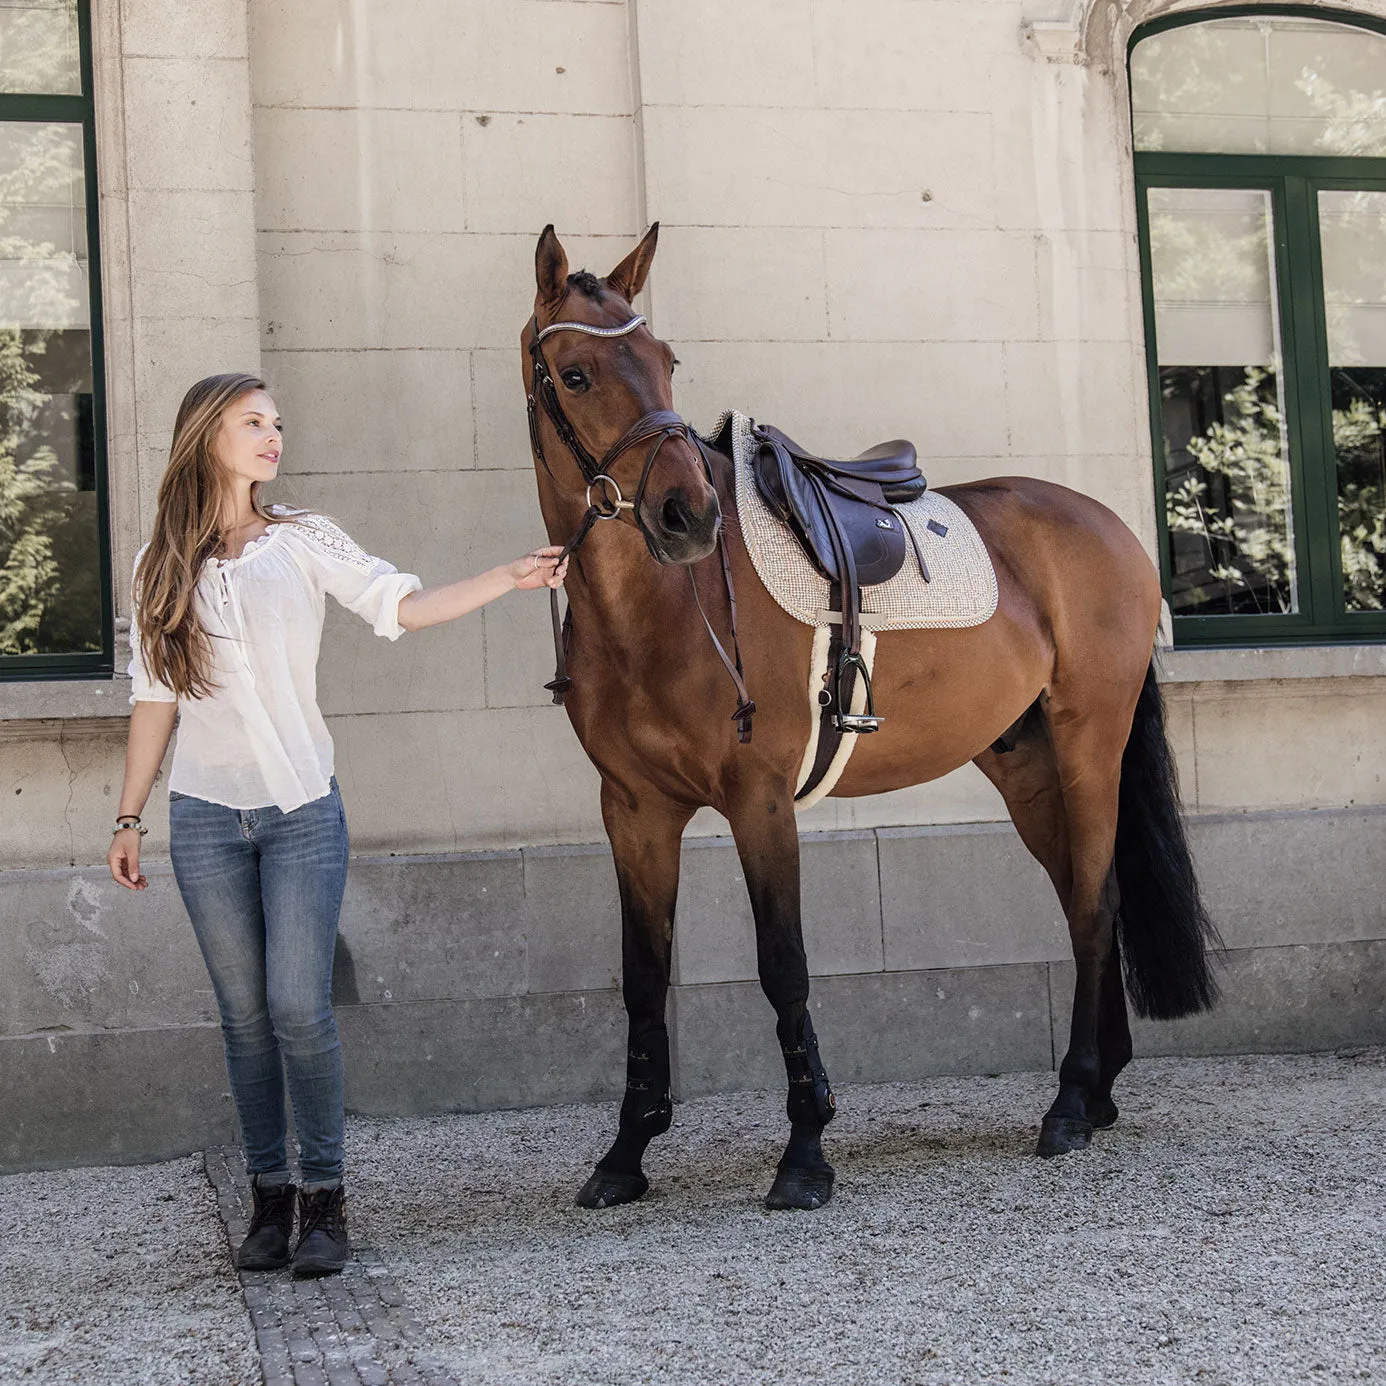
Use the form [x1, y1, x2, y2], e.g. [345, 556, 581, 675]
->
[349, 1050, 1386, 1386]
[0, 1154, 258, 1386]
[1, 1052, 1381, 1386]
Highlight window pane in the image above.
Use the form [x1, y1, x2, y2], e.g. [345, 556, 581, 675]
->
[0, 1, 80, 95]
[0, 119, 99, 657]
[1148, 187, 1297, 617]
[1132, 17, 1386, 157]
[1320, 190, 1386, 613]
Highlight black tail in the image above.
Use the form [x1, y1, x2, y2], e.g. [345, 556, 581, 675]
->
[1113, 658, 1222, 1020]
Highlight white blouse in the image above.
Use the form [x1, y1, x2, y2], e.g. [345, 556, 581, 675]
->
[128, 507, 422, 813]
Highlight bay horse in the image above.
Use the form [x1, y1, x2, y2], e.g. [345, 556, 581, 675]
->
[521, 223, 1219, 1211]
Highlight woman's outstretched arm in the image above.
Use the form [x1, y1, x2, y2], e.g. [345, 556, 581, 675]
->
[397, 544, 568, 632]
[107, 700, 179, 890]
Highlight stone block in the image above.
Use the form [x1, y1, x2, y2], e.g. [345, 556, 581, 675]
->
[249, 0, 632, 116]
[0, 1025, 234, 1173]
[1192, 680, 1386, 812]
[651, 226, 828, 344]
[672, 961, 1054, 1098]
[257, 230, 631, 351]
[253, 107, 466, 233]
[122, 55, 254, 192]
[461, 112, 638, 236]
[131, 316, 262, 456]
[1034, 229, 1138, 343]
[0, 863, 212, 1036]
[673, 831, 884, 987]
[675, 341, 1009, 462]
[1191, 808, 1386, 951]
[261, 348, 475, 475]
[338, 991, 626, 1114]
[794, 762, 1008, 835]
[0, 728, 158, 871]
[1002, 340, 1142, 459]
[989, 61, 1130, 235]
[327, 706, 605, 856]
[642, 106, 995, 231]
[482, 583, 563, 710]
[126, 189, 259, 322]
[522, 842, 621, 995]
[1161, 683, 1199, 808]
[1049, 940, 1386, 1059]
[470, 349, 534, 471]
[123, 0, 247, 59]
[338, 852, 526, 1004]
[285, 471, 489, 718]
[635, 0, 815, 109]
[880, 823, 1069, 972]
[824, 227, 1039, 343]
[809, 0, 1022, 114]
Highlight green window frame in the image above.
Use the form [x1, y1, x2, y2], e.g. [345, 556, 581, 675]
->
[1132, 5, 1386, 647]
[0, 0, 112, 680]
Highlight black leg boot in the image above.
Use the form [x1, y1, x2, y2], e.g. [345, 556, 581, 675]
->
[291, 1186, 349, 1278]
[236, 1175, 297, 1271]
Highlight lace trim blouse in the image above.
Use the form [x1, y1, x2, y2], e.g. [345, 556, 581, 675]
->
[127, 507, 423, 812]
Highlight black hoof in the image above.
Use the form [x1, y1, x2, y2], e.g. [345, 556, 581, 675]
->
[1036, 1115, 1093, 1157]
[1087, 1096, 1119, 1130]
[575, 1168, 649, 1209]
[764, 1162, 835, 1211]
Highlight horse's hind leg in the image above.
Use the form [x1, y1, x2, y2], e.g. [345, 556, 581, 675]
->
[575, 782, 692, 1209]
[974, 696, 1132, 1153]
[727, 789, 837, 1210]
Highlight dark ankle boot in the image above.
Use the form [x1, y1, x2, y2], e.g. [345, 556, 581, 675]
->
[291, 1185, 349, 1278]
[236, 1176, 296, 1271]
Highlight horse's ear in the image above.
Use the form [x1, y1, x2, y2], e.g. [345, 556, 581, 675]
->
[606, 223, 659, 304]
[535, 224, 569, 312]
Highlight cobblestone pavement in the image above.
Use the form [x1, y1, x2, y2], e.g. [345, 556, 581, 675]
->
[204, 1148, 459, 1386]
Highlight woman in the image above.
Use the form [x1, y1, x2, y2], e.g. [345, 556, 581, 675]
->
[106, 373, 566, 1278]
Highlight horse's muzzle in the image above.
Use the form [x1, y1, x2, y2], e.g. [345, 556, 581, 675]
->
[642, 489, 721, 565]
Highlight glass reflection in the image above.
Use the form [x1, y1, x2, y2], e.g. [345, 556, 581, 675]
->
[0, 1, 80, 96]
[1132, 17, 1386, 158]
[1149, 187, 1298, 616]
[1319, 190, 1386, 612]
[0, 118, 98, 656]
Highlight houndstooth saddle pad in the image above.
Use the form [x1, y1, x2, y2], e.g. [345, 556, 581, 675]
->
[708, 411, 999, 631]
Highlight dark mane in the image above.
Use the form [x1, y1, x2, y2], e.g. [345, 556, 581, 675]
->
[567, 270, 604, 299]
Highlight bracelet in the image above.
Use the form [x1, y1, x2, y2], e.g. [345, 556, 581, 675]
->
[113, 816, 148, 836]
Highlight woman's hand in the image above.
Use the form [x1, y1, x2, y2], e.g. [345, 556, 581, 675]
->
[107, 828, 148, 891]
[508, 545, 569, 592]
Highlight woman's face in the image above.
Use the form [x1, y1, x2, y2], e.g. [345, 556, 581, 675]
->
[215, 390, 283, 487]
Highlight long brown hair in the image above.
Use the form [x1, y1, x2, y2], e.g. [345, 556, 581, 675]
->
[135, 373, 293, 699]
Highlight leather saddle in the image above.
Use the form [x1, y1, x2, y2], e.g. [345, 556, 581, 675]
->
[751, 423, 929, 734]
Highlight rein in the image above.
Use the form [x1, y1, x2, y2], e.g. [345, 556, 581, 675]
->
[526, 312, 755, 743]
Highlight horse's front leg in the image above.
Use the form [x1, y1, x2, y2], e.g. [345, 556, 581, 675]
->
[728, 791, 837, 1210]
[575, 781, 692, 1209]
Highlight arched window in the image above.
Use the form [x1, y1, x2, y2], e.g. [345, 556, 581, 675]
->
[0, 0, 108, 676]
[1132, 8, 1386, 645]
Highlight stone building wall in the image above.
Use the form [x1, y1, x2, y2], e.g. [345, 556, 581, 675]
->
[3, 0, 1385, 1171]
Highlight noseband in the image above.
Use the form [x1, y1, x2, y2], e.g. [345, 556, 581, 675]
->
[526, 311, 755, 742]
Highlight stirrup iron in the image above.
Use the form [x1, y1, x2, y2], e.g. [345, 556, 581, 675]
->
[833, 649, 882, 734]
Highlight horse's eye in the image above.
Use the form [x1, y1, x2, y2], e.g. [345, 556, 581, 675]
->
[560, 367, 589, 393]
[671, 357, 680, 375]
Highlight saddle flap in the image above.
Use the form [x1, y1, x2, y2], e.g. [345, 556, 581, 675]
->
[752, 435, 906, 586]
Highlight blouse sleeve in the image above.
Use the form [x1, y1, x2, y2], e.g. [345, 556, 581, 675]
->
[126, 547, 179, 705]
[289, 514, 423, 641]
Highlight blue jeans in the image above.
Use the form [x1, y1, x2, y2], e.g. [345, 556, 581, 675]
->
[170, 780, 349, 1184]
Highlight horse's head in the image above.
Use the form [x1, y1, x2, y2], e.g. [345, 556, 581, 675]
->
[523, 223, 720, 566]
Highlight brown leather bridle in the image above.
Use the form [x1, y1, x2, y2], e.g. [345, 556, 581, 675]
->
[526, 311, 755, 742]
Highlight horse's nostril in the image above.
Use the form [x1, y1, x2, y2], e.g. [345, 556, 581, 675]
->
[661, 495, 692, 535]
